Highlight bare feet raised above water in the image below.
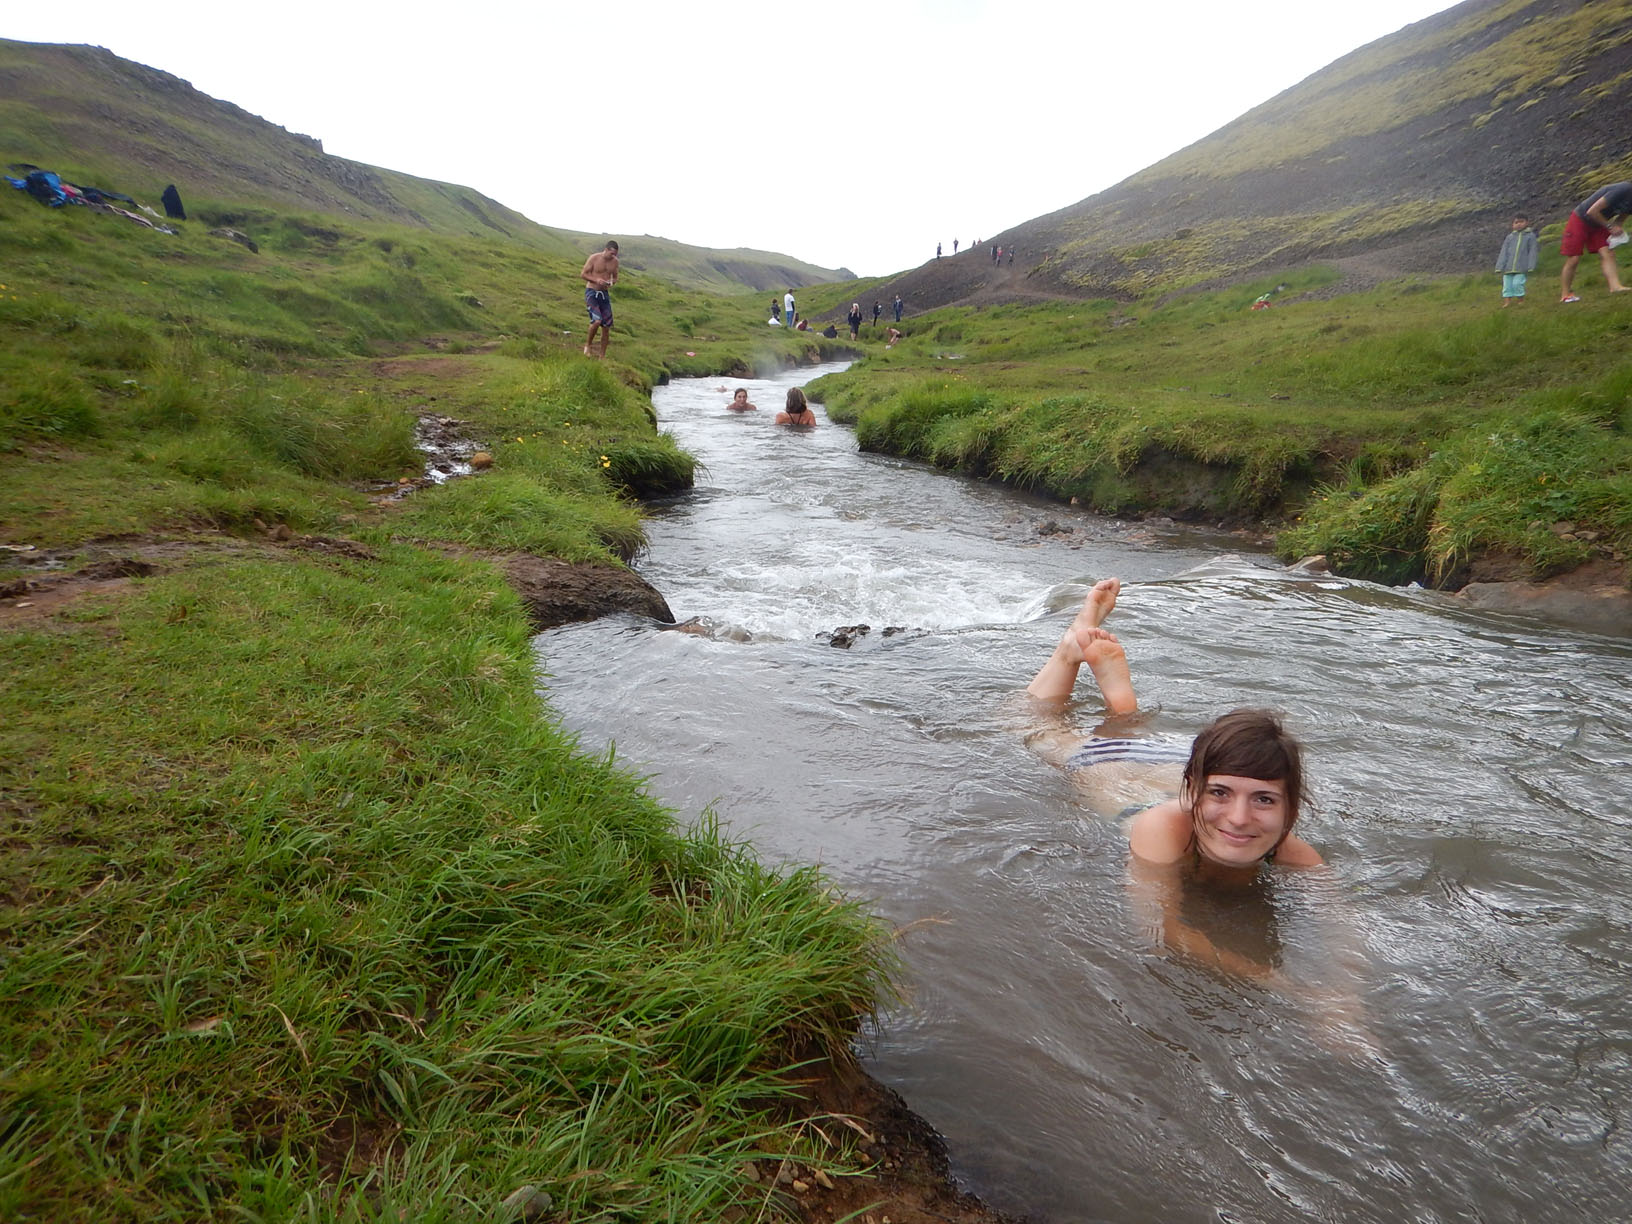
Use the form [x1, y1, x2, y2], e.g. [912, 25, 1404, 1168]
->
[1026, 578, 1129, 705]
[1080, 627, 1137, 715]
[1077, 577, 1120, 632]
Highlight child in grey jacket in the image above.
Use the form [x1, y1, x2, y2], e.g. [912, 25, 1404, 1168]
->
[1496, 215, 1539, 306]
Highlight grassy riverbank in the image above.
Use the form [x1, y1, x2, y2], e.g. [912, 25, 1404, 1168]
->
[1, 189, 893, 1220]
[802, 255, 1632, 587]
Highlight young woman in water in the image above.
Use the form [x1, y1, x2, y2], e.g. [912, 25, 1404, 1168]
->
[775, 387, 818, 426]
[1025, 578, 1323, 870]
[726, 388, 758, 412]
[1024, 581, 1375, 1050]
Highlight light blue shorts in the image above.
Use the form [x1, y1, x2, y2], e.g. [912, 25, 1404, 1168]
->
[1502, 273, 1528, 299]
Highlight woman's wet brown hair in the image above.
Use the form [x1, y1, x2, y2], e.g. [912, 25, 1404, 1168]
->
[1180, 708, 1307, 836]
[785, 387, 809, 414]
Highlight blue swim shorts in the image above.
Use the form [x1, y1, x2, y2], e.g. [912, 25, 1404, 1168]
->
[585, 287, 613, 328]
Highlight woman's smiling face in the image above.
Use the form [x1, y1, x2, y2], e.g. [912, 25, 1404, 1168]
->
[1192, 774, 1290, 866]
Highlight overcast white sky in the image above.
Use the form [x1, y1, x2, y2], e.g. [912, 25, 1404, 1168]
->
[9, 0, 1465, 276]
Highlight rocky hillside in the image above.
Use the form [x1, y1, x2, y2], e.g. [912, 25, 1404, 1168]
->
[884, 0, 1632, 311]
[0, 38, 847, 294]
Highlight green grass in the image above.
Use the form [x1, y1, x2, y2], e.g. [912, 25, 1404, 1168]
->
[0, 182, 831, 554]
[1, 547, 894, 1221]
[1, 173, 905, 1220]
[8, 36, 1629, 1214]
[811, 259, 1632, 585]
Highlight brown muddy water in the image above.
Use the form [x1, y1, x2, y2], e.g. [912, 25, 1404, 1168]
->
[535, 364, 1632, 1224]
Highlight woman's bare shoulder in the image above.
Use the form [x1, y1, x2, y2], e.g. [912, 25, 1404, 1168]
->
[1128, 799, 1190, 864]
[1274, 833, 1325, 867]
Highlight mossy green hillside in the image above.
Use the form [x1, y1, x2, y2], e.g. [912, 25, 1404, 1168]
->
[0, 183, 846, 401]
[0, 181, 854, 552]
[1, 37, 851, 298]
[809, 258, 1631, 587]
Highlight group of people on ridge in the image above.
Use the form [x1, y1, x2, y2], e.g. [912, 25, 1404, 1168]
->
[771, 292, 904, 337]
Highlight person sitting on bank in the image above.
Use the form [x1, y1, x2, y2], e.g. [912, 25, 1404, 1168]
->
[775, 387, 817, 426]
[726, 388, 758, 412]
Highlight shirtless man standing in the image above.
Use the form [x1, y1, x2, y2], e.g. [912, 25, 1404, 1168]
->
[580, 241, 620, 357]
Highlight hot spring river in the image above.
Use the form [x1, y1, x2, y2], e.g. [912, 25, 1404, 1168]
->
[535, 364, 1632, 1223]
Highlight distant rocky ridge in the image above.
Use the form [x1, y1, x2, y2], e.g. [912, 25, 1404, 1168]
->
[879, 0, 1632, 312]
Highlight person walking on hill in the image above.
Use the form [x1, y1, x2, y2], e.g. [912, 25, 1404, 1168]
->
[1494, 214, 1538, 307]
[847, 302, 863, 340]
[893, 294, 904, 322]
[872, 300, 882, 328]
[953, 238, 959, 254]
[1559, 182, 1632, 302]
[784, 289, 797, 331]
[580, 240, 619, 358]
[937, 242, 942, 259]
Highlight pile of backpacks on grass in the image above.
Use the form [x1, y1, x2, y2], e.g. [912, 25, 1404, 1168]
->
[6, 162, 185, 234]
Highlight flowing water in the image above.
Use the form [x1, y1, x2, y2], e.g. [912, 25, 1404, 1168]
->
[536, 364, 1632, 1223]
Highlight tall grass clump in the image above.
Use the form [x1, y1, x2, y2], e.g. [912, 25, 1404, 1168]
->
[0, 360, 100, 444]
[854, 381, 997, 459]
[1280, 406, 1632, 583]
[0, 549, 895, 1221]
[398, 472, 648, 562]
[130, 343, 418, 483]
[602, 436, 696, 499]
[225, 382, 417, 481]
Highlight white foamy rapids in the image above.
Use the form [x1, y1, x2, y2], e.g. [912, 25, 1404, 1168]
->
[652, 525, 1068, 639]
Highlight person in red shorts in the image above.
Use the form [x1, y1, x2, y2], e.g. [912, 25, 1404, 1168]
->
[1559, 182, 1632, 302]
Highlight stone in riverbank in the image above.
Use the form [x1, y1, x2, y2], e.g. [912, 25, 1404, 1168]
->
[1444, 556, 1630, 637]
[500, 554, 674, 631]
[1452, 579, 1631, 637]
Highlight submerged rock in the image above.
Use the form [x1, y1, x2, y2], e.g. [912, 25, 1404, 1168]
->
[823, 623, 871, 648]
